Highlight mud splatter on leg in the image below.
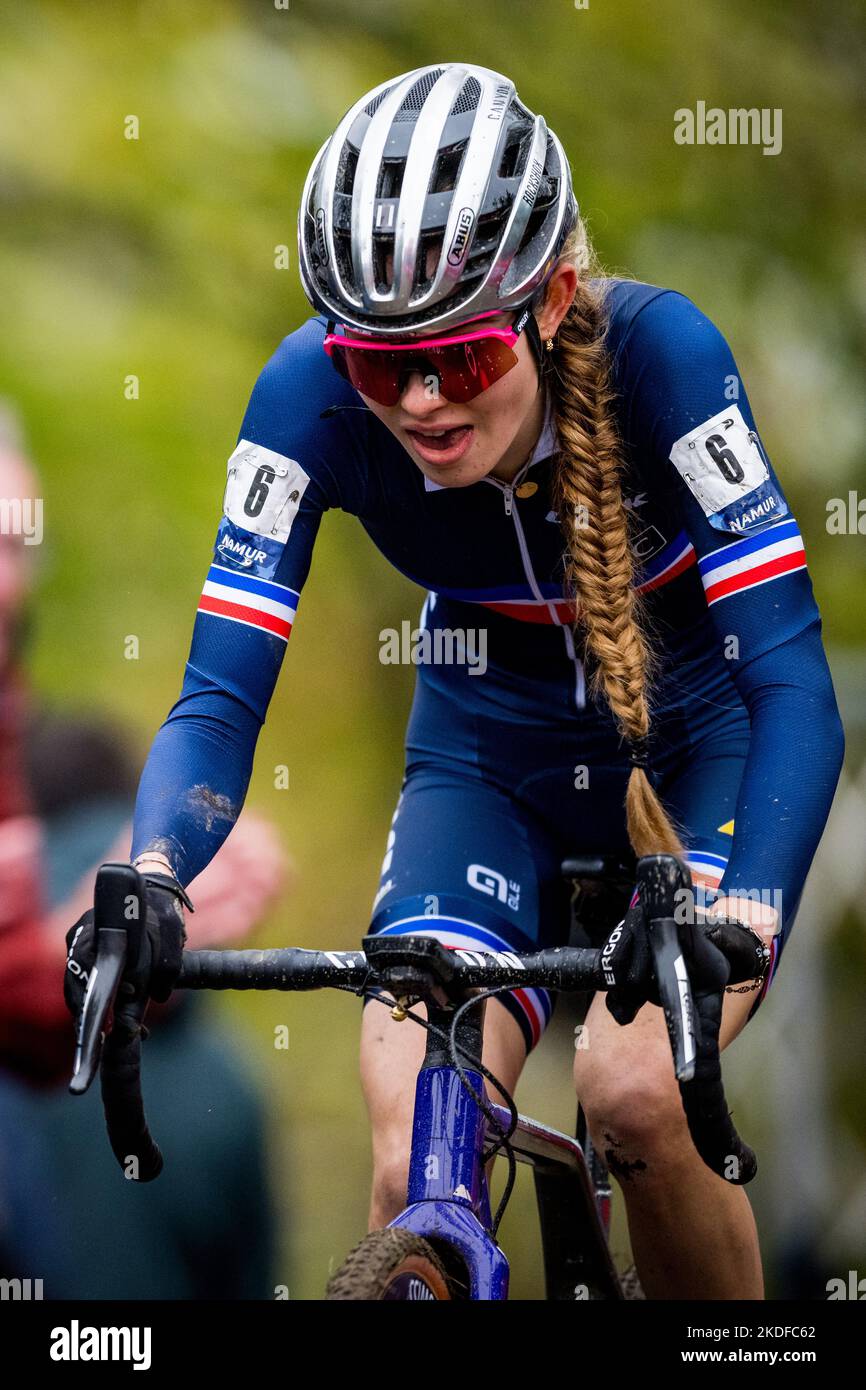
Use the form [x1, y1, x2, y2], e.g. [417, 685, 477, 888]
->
[603, 1131, 648, 1182]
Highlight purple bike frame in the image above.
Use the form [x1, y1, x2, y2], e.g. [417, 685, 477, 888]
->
[390, 1062, 622, 1300]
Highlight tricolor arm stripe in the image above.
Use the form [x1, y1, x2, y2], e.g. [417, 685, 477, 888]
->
[698, 517, 800, 570]
[197, 568, 298, 642]
[207, 563, 300, 605]
[698, 522, 807, 606]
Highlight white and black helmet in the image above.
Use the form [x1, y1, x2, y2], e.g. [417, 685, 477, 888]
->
[298, 63, 578, 335]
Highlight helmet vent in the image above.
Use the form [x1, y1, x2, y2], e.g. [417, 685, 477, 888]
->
[429, 141, 468, 194]
[377, 158, 404, 200]
[364, 91, 388, 118]
[517, 204, 549, 256]
[449, 76, 482, 117]
[373, 233, 396, 293]
[498, 119, 533, 178]
[339, 145, 358, 196]
[394, 69, 444, 120]
[334, 231, 356, 293]
[414, 234, 441, 294]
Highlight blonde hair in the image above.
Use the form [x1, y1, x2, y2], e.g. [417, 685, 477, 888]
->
[541, 220, 684, 857]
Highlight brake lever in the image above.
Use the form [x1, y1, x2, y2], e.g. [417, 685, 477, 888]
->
[648, 915, 698, 1083]
[636, 854, 757, 1184]
[69, 862, 144, 1095]
[637, 855, 698, 1083]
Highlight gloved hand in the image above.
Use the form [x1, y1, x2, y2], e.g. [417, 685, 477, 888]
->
[600, 892, 768, 1027]
[64, 871, 192, 1025]
[599, 892, 660, 1026]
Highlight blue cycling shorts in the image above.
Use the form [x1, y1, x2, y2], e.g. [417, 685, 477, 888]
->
[365, 657, 786, 1056]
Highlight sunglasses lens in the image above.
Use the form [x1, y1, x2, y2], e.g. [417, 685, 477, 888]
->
[433, 338, 519, 403]
[326, 331, 519, 406]
[329, 344, 402, 406]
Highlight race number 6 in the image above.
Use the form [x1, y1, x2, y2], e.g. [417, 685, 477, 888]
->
[244, 464, 276, 518]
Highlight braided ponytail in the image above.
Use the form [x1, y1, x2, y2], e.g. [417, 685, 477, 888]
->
[543, 224, 684, 858]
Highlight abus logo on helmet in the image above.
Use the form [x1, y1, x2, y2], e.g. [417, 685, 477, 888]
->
[447, 208, 475, 266]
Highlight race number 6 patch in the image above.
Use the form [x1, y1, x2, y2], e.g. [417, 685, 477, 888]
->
[223, 439, 311, 541]
[669, 406, 787, 534]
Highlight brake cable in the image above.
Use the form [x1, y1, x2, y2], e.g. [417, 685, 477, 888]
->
[357, 983, 521, 1239]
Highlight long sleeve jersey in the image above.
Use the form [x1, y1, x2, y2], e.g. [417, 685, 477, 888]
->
[130, 280, 845, 925]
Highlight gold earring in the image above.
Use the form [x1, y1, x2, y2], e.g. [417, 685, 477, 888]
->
[545, 336, 555, 352]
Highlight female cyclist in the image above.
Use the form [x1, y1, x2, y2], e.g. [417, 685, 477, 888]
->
[70, 63, 844, 1298]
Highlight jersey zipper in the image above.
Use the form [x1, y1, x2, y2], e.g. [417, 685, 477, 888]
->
[483, 462, 587, 710]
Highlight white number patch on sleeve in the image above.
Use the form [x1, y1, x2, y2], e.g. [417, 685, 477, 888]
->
[223, 439, 311, 542]
[669, 406, 768, 517]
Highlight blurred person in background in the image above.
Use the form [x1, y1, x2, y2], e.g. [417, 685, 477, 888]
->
[0, 404, 289, 1297]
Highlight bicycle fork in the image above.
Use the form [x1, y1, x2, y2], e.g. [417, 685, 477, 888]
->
[389, 999, 622, 1300]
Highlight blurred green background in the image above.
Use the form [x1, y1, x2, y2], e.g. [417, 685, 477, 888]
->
[1, 0, 864, 1298]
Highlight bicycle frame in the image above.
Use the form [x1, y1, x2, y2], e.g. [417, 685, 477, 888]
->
[388, 994, 623, 1300]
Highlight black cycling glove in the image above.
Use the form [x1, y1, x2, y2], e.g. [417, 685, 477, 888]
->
[64, 872, 192, 1024]
[600, 894, 768, 1027]
[599, 893, 659, 1026]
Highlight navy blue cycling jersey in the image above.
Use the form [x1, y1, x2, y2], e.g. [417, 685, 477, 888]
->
[131, 279, 844, 1040]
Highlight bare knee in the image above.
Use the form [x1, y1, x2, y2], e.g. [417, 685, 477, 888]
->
[578, 1052, 687, 1174]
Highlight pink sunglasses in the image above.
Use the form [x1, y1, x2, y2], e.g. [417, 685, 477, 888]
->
[322, 307, 532, 406]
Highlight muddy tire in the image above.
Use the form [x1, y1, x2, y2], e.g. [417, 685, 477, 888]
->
[325, 1227, 455, 1300]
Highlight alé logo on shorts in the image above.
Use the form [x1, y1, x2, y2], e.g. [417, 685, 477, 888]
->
[467, 863, 520, 912]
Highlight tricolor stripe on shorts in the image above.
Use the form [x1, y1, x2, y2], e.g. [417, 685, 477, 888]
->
[373, 914, 552, 1052]
[698, 519, 807, 607]
[197, 564, 299, 641]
